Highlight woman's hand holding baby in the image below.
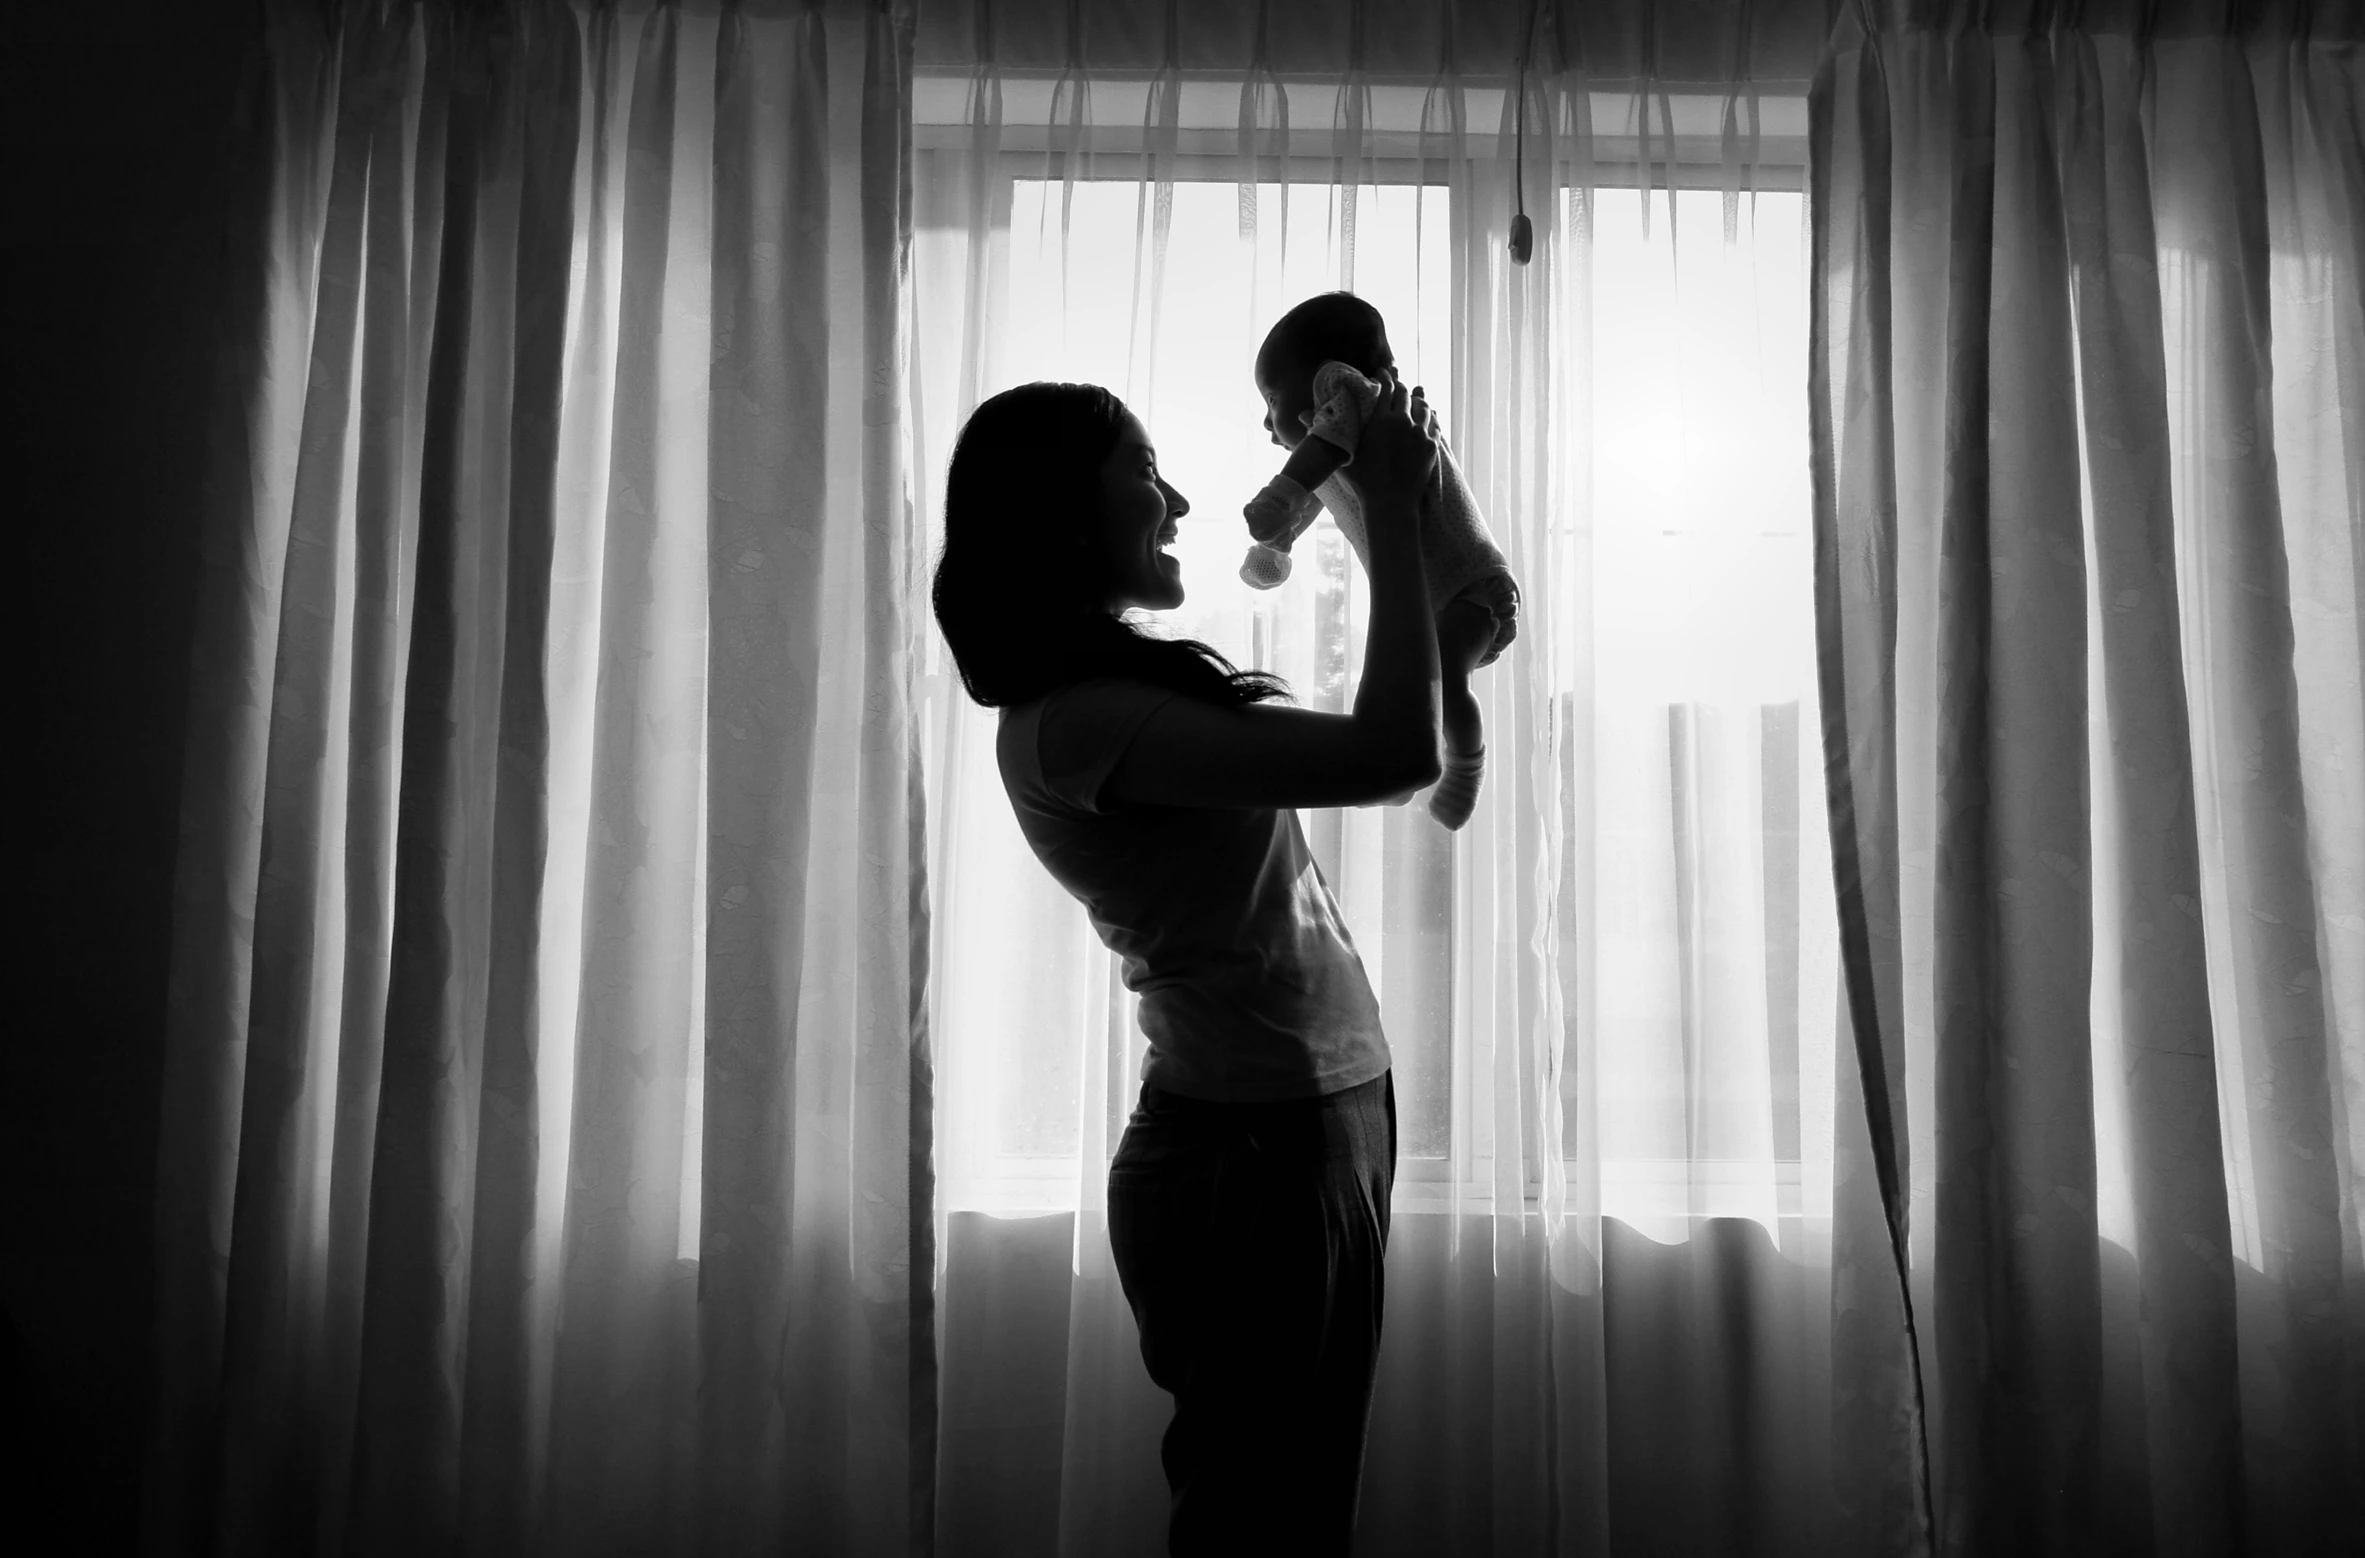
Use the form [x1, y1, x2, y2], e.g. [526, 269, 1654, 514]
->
[1340, 376, 1441, 779]
[1341, 380, 1440, 519]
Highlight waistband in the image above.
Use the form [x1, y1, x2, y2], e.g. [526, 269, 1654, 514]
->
[1138, 1069, 1390, 1118]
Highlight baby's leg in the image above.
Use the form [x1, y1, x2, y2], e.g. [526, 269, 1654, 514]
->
[1437, 600, 1492, 756]
[1428, 599, 1497, 830]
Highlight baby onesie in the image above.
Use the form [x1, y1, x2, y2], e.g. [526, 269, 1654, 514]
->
[1240, 361, 1519, 666]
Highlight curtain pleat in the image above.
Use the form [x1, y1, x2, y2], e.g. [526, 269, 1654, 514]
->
[540, 4, 705, 1548]
[452, 8, 579, 1551]
[314, 9, 438, 1544]
[350, 4, 535, 1545]
[2155, 34, 2355, 1545]
[1807, 27, 1938, 1555]
[697, 2, 832, 1545]
[1929, 30, 2101, 1552]
[2056, 29, 2250, 1551]
[146, 5, 338, 1546]
[2139, 28, 2353, 1552]
[212, 5, 390, 1549]
[2267, 33, 2365, 1527]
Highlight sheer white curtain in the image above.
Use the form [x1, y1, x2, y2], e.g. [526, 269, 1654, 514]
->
[146, 3, 931, 1553]
[1813, 2, 2365, 1551]
[909, 2, 1865, 1552]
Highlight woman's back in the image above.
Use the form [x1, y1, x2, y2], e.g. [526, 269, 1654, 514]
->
[998, 677, 1388, 1103]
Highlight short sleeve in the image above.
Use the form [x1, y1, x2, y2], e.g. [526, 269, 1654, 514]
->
[1034, 679, 1184, 814]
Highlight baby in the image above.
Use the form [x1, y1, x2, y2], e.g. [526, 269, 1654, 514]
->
[1243, 292, 1519, 830]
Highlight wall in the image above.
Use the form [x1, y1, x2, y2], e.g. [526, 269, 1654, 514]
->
[3, 0, 256, 1549]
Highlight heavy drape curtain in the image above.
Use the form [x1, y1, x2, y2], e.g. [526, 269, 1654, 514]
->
[1812, 1, 2364, 1554]
[148, 2, 931, 1553]
[909, 2, 1900, 1554]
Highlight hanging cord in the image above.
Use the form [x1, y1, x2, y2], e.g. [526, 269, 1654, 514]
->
[1509, 91, 1531, 260]
[1508, 0, 1547, 263]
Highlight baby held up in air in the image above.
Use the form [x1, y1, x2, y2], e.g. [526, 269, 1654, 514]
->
[1243, 292, 1520, 831]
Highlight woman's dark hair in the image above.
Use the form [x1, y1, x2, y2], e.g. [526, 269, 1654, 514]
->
[932, 381, 1289, 710]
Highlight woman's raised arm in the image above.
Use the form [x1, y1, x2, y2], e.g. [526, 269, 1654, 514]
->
[1105, 380, 1443, 810]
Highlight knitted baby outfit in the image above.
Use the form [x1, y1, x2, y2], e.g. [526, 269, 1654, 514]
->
[1240, 361, 1520, 667]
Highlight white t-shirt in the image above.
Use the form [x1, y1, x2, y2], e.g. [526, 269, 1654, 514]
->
[996, 676, 1392, 1102]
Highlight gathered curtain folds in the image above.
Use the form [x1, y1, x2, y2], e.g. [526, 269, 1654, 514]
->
[146, 1, 932, 1553]
[1811, 1, 2365, 1555]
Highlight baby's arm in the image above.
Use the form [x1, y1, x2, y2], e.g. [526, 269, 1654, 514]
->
[1240, 432, 1356, 587]
[1280, 429, 1351, 494]
[1240, 364, 1372, 587]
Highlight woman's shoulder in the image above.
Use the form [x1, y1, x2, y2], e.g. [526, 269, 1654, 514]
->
[999, 676, 1187, 753]
[1039, 675, 1191, 731]
[1000, 676, 1198, 817]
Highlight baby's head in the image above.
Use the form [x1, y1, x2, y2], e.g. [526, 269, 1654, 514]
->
[1254, 291, 1396, 448]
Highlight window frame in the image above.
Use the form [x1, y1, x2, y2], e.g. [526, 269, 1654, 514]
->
[916, 78, 1820, 1225]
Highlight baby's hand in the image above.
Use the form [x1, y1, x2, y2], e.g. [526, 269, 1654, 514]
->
[1338, 380, 1438, 507]
[1243, 475, 1320, 545]
[1243, 489, 1298, 546]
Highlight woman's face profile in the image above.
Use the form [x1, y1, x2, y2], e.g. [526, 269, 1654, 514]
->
[1093, 412, 1190, 613]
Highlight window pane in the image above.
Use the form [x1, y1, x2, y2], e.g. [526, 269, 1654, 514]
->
[1588, 188, 1811, 705]
[927, 175, 1823, 1221]
[1573, 187, 1819, 1225]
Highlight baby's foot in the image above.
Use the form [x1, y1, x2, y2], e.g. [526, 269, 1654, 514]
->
[1428, 746, 1484, 830]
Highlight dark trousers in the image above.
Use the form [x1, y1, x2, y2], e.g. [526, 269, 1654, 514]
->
[1106, 1071, 1397, 1558]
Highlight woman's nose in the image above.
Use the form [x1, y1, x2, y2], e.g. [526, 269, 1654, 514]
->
[1162, 481, 1189, 517]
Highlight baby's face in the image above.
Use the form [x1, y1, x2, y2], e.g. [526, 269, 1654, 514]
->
[1255, 367, 1318, 450]
[1255, 349, 1398, 450]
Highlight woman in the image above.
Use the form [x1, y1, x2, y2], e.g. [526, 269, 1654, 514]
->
[932, 377, 1441, 1555]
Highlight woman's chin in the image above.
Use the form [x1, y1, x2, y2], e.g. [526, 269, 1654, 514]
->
[1146, 560, 1185, 610]
[1120, 582, 1186, 614]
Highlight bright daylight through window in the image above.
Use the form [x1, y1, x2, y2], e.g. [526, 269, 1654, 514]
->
[917, 155, 1825, 1241]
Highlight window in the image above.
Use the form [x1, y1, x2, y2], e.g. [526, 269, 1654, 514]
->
[912, 85, 1829, 1241]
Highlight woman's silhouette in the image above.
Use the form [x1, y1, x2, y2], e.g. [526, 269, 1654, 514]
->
[932, 377, 1442, 1555]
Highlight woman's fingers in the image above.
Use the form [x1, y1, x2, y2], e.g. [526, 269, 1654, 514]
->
[1348, 373, 1439, 502]
[1410, 384, 1444, 448]
[1387, 378, 1423, 436]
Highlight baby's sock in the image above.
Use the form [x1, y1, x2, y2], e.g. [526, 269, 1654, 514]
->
[1428, 746, 1484, 831]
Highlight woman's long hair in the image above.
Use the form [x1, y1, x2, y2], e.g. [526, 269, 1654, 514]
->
[932, 381, 1289, 710]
